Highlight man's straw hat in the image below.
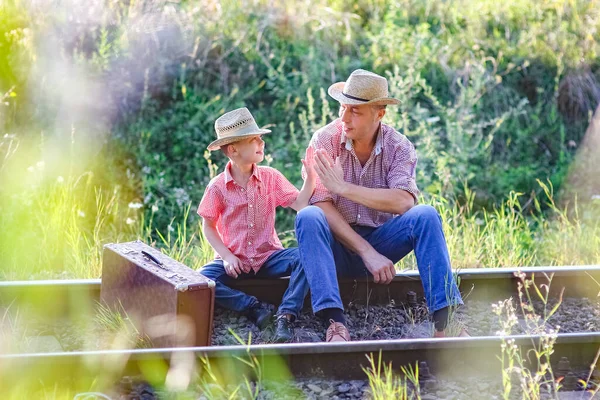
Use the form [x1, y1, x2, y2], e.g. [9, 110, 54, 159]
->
[328, 69, 400, 106]
[207, 107, 271, 151]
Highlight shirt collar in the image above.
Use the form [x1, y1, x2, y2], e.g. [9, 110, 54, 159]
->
[339, 120, 384, 155]
[224, 161, 261, 185]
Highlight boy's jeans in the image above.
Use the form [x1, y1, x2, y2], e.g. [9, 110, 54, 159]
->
[200, 248, 308, 319]
[295, 204, 464, 315]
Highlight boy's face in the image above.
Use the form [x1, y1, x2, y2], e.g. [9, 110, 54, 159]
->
[229, 135, 265, 164]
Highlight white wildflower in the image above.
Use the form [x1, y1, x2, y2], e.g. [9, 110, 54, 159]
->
[168, 225, 175, 232]
[126, 218, 135, 225]
[77, 210, 85, 218]
[151, 204, 158, 213]
[128, 202, 143, 209]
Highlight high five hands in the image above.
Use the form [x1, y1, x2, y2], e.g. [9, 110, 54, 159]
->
[313, 149, 347, 195]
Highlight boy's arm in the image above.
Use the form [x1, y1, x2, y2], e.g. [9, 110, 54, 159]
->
[201, 218, 246, 277]
[290, 146, 317, 211]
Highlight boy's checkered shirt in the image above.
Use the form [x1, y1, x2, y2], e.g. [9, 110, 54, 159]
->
[198, 162, 299, 273]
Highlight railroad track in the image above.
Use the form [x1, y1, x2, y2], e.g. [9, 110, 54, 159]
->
[1, 266, 599, 394]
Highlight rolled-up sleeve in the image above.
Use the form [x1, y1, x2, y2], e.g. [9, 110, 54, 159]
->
[271, 168, 300, 208]
[197, 180, 224, 222]
[387, 140, 419, 201]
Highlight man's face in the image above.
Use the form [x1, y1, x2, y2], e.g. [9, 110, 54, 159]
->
[338, 104, 384, 141]
[230, 135, 265, 164]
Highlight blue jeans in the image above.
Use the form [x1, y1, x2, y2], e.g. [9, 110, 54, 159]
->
[200, 248, 308, 319]
[295, 204, 463, 314]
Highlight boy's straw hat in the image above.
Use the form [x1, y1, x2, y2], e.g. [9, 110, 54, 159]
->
[207, 107, 271, 151]
[328, 69, 400, 106]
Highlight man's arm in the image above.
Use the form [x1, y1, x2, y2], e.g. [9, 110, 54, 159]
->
[314, 150, 415, 215]
[315, 201, 396, 284]
[339, 185, 414, 215]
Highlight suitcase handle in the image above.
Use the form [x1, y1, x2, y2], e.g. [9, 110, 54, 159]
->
[141, 250, 166, 269]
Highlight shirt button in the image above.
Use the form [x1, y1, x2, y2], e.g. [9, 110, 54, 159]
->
[248, 241, 252, 245]
[249, 223, 254, 227]
[241, 188, 245, 192]
[357, 214, 361, 219]
[249, 204, 253, 208]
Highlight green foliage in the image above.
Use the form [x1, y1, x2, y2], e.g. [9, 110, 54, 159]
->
[1, 0, 600, 277]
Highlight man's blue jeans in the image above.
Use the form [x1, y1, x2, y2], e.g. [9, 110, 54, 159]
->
[200, 248, 308, 319]
[295, 204, 464, 315]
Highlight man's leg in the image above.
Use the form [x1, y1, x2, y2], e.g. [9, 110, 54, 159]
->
[295, 206, 350, 342]
[295, 206, 344, 315]
[365, 205, 464, 333]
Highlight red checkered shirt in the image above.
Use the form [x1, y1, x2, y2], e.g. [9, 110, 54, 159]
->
[197, 162, 299, 273]
[309, 118, 419, 227]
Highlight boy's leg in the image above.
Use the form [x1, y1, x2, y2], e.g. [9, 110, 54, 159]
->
[199, 260, 262, 312]
[254, 248, 308, 320]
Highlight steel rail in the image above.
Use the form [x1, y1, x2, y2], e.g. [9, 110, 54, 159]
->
[1, 332, 599, 385]
[1, 266, 599, 318]
[1, 266, 599, 390]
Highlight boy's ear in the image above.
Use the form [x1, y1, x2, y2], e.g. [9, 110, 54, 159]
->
[221, 143, 234, 156]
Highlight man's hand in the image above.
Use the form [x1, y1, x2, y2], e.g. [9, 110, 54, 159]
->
[314, 149, 347, 195]
[361, 248, 396, 285]
[223, 254, 244, 278]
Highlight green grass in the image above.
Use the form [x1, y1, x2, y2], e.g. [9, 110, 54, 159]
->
[0, 152, 598, 280]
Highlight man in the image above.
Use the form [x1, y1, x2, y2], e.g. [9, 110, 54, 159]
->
[296, 69, 467, 341]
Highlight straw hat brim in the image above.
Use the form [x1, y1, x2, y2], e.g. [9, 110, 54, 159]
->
[328, 82, 400, 106]
[207, 129, 271, 151]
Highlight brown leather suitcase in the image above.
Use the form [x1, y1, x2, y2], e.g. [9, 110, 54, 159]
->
[100, 240, 215, 348]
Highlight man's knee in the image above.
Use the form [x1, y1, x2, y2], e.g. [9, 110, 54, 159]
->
[295, 205, 326, 227]
[406, 204, 442, 226]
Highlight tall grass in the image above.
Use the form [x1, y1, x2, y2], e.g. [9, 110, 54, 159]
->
[1, 155, 597, 281]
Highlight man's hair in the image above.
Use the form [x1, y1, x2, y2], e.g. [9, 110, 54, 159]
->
[372, 104, 387, 111]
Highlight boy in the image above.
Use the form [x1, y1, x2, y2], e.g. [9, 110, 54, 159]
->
[197, 107, 315, 343]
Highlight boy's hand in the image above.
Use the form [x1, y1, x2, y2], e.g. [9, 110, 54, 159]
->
[301, 146, 317, 182]
[223, 254, 244, 278]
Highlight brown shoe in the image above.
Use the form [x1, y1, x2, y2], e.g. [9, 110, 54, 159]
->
[326, 320, 350, 342]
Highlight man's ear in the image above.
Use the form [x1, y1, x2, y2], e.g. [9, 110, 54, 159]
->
[377, 108, 386, 121]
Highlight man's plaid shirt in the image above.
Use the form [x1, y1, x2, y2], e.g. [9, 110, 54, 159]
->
[309, 118, 419, 228]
